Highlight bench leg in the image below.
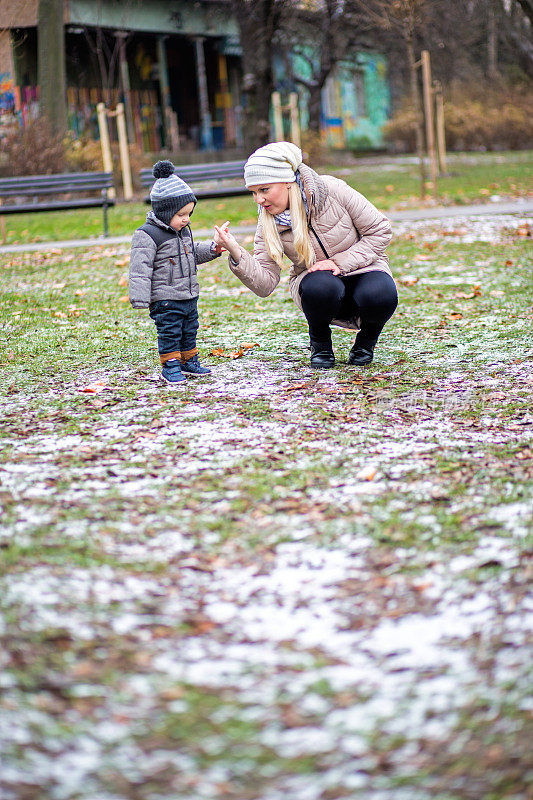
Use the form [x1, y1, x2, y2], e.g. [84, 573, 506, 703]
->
[103, 203, 109, 237]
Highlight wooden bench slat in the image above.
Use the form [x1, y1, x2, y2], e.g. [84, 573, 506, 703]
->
[140, 160, 246, 189]
[0, 198, 116, 215]
[0, 170, 112, 178]
[0, 172, 112, 183]
[0, 179, 114, 194]
[193, 186, 249, 200]
[0, 186, 113, 198]
[140, 169, 244, 180]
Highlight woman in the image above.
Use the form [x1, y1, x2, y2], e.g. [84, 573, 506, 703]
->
[214, 142, 397, 368]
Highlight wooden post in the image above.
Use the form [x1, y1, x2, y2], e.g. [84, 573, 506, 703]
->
[0, 199, 5, 245]
[289, 92, 300, 147]
[421, 50, 438, 197]
[116, 103, 133, 200]
[97, 102, 115, 200]
[434, 82, 447, 175]
[272, 92, 283, 142]
[407, 43, 426, 199]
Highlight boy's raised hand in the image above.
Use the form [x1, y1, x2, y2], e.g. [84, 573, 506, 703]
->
[214, 222, 241, 262]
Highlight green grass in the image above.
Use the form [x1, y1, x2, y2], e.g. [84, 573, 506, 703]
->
[1, 150, 531, 245]
[1, 233, 531, 561]
[328, 149, 533, 209]
[1, 213, 532, 799]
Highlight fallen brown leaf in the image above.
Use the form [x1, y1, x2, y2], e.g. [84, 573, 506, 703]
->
[356, 466, 377, 481]
[399, 275, 419, 286]
[78, 380, 113, 394]
[281, 381, 314, 392]
[516, 448, 532, 460]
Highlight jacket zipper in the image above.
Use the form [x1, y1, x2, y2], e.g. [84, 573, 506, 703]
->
[176, 231, 187, 291]
[308, 223, 330, 259]
[187, 225, 194, 295]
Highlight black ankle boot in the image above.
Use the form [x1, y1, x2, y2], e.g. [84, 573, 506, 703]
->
[310, 340, 335, 369]
[347, 341, 375, 366]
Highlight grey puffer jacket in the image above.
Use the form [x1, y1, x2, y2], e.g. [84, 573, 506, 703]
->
[229, 163, 393, 329]
[129, 212, 217, 308]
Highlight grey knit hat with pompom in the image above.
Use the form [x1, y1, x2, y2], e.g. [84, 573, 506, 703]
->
[150, 160, 196, 226]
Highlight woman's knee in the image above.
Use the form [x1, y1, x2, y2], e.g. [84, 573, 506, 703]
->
[299, 271, 344, 307]
[354, 273, 398, 320]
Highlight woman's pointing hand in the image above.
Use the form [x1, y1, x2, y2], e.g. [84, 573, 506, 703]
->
[214, 224, 241, 262]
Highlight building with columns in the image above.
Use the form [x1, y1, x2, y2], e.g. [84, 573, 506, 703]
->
[0, 0, 389, 153]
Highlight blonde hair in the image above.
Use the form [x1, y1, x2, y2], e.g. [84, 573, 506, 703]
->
[261, 182, 316, 269]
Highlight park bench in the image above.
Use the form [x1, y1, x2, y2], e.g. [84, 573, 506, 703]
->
[140, 160, 248, 202]
[0, 172, 115, 238]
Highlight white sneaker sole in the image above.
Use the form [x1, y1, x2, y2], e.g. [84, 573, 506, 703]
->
[161, 374, 186, 385]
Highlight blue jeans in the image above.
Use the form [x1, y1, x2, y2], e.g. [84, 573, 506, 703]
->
[149, 298, 199, 364]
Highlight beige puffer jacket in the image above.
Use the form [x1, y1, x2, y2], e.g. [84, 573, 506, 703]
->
[229, 163, 393, 329]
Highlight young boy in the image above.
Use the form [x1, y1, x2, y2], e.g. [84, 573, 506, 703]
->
[129, 160, 223, 384]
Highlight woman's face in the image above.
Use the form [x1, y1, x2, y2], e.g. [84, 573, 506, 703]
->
[248, 183, 291, 215]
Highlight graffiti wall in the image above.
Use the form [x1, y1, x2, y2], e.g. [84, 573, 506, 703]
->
[321, 54, 390, 150]
[0, 72, 15, 111]
[273, 48, 390, 151]
[0, 71, 21, 139]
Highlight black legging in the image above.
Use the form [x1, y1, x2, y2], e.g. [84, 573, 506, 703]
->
[299, 270, 398, 348]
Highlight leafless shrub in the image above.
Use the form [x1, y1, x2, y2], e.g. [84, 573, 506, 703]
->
[0, 118, 67, 176]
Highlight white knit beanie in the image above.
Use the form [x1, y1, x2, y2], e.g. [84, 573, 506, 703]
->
[244, 141, 303, 188]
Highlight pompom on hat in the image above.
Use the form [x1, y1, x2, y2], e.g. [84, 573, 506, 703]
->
[244, 142, 303, 188]
[150, 160, 197, 226]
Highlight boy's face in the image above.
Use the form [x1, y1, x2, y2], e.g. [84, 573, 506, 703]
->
[169, 202, 195, 230]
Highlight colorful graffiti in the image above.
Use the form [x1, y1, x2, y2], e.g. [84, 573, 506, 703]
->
[0, 72, 16, 112]
[272, 49, 390, 150]
[321, 55, 390, 150]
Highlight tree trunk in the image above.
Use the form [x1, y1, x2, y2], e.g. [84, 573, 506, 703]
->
[487, 0, 499, 79]
[232, 0, 278, 151]
[307, 84, 323, 133]
[240, 51, 274, 151]
[38, 0, 67, 135]
[406, 38, 427, 199]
